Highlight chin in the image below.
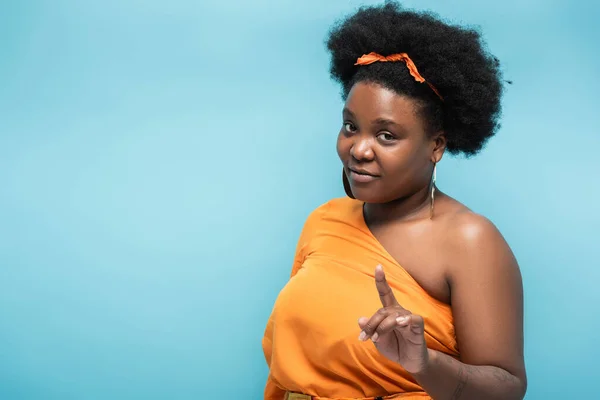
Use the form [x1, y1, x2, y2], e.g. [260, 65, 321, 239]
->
[349, 187, 390, 204]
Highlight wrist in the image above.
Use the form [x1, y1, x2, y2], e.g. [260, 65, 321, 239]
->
[412, 348, 437, 378]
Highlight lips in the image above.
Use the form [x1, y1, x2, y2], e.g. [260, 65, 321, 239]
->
[347, 167, 379, 183]
[349, 167, 377, 177]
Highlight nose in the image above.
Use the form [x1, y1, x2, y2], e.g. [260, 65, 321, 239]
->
[350, 135, 375, 161]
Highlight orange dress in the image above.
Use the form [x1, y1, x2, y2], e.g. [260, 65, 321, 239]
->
[262, 197, 459, 400]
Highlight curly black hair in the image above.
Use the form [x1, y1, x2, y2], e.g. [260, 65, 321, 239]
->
[325, 1, 505, 156]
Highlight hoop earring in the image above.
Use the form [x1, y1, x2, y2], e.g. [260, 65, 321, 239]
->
[429, 162, 437, 219]
[342, 169, 355, 199]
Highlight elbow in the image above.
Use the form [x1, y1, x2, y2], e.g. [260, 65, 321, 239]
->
[503, 364, 527, 400]
[519, 379, 528, 399]
[513, 375, 527, 400]
[493, 368, 527, 400]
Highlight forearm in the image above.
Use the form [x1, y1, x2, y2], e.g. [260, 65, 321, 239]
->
[413, 349, 526, 400]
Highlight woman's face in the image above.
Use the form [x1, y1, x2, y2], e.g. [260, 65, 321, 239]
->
[337, 81, 445, 204]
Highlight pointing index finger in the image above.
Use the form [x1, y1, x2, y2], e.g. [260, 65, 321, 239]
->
[375, 264, 399, 307]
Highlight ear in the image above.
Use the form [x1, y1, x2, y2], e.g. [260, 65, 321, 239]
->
[431, 131, 446, 163]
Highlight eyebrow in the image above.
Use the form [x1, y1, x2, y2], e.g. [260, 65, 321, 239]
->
[372, 117, 402, 128]
[343, 107, 404, 130]
[342, 107, 356, 117]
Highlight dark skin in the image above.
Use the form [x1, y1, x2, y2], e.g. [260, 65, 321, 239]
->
[337, 82, 527, 399]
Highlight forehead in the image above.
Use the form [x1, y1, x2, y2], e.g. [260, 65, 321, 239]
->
[344, 82, 422, 127]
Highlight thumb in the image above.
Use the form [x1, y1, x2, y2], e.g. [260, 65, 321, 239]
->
[395, 314, 425, 336]
[358, 316, 369, 330]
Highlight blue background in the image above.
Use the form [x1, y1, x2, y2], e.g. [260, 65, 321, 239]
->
[1, 0, 598, 398]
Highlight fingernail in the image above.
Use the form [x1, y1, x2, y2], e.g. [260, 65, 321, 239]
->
[371, 332, 379, 342]
[396, 316, 410, 325]
[376, 264, 383, 272]
[358, 331, 367, 341]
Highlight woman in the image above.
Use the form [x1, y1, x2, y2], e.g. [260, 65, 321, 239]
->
[262, 2, 526, 399]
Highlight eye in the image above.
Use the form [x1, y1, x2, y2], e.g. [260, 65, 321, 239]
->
[378, 132, 395, 142]
[343, 122, 357, 133]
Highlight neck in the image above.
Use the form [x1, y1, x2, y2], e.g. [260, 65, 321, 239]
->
[363, 184, 440, 225]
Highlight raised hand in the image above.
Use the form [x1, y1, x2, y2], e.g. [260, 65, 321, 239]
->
[358, 265, 429, 374]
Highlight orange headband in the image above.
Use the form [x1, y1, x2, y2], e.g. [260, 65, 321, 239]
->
[355, 52, 443, 101]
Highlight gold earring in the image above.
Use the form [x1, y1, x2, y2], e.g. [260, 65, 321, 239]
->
[342, 168, 355, 199]
[429, 162, 437, 219]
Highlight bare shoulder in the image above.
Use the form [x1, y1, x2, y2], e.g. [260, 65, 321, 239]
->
[449, 209, 506, 247]
[437, 196, 520, 279]
[445, 207, 520, 283]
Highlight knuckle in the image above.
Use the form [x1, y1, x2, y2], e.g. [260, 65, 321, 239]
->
[363, 322, 376, 333]
[375, 321, 390, 334]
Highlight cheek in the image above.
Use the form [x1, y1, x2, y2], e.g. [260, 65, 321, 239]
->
[336, 132, 350, 160]
[381, 143, 425, 176]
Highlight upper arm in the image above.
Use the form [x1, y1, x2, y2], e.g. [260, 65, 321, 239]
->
[448, 213, 526, 382]
[290, 201, 329, 277]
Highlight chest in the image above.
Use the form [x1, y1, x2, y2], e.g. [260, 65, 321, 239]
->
[368, 222, 451, 304]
